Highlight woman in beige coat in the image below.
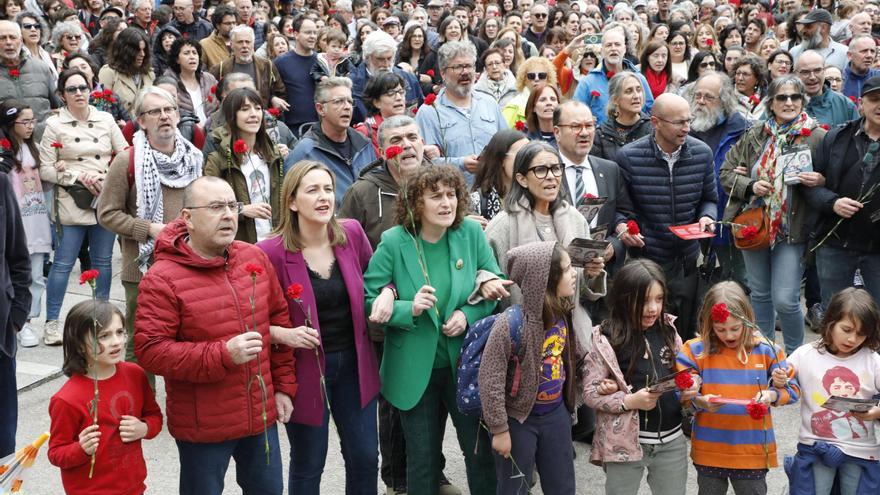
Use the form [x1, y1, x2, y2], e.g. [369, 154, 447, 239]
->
[38, 68, 127, 345]
[98, 27, 155, 117]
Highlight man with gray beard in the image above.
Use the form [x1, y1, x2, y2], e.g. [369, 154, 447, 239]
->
[685, 72, 750, 286]
[790, 9, 849, 71]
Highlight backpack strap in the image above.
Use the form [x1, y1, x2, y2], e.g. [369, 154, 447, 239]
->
[507, 305, 524, 398]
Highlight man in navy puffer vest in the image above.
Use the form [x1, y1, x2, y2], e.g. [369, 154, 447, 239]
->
[613, 94, 718, 339]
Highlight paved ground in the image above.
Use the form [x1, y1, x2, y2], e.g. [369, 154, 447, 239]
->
[14, 252, 805, 494]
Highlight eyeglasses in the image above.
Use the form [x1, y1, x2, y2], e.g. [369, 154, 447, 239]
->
[773, 93, 804, 103]
[826, 76, 843, 83]
[655, 115, 692, 127]
[140, 105, 178, 117]
[734, 70, 754, 79]
[321, 97, 354, 107]
[772, 59, 791, 66]
[527, 163, 564, 179]
[532, 12, 547, 18]
[14, 119, 35, 126]
[485, 60, 503, 67]
[20, 23, 40, 30]
[185, 201, 244, 215]
[556, 122, 595, 132]
[383, 88, 406, 98]
[797, 68, 823, 77]
[698, 60, 716, 68]
[445, 63, 475, 73]
[526, 72, 548, 81]
[63, 34, 82, 41]
[64, 84, 90, 94]
[693, 92, 717, 103]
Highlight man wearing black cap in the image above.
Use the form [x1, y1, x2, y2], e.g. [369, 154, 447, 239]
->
[806, 76, 880, 307]
[790, 8, 849, 71]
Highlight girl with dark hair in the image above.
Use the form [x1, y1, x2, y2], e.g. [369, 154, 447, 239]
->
[667, 31, 690, 83]
[349, 21, 376, 67]
[64, 52, 130, 125]
[165, 38, 219, 125]
[87, 15, 125, 68]
[204, 87, 284, 244]
[48, 299, 162, 494]
[470, 129, 528, 221]
[718, 24, 744, 50]
[0, 100, 50, 348]
[353, 71, 407, 156]
[732, 55, 768, 118]
[99, 27, 155, 116]
[396, 24, 434, 92]
[685, 50, 720, 84]
[478, 16, 501, 45]
[767, 49, 793, 80]
[150, 24, 181, 81]
[584, 259, 693, 494]
[640, 40, 674, 98]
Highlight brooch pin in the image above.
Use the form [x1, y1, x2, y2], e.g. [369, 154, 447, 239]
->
[455, 259, 463, 270]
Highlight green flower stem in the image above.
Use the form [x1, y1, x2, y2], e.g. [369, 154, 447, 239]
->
[249, 275, 271, 465]
[811, 182, 880, 253]
[88, 281, 98, 479]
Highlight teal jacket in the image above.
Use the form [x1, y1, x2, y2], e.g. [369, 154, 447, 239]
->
[806, 83, 859, 127]
[363, 218, 502, 410]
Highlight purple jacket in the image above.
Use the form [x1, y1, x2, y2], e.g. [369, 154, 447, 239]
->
[258, 219, 380, 426]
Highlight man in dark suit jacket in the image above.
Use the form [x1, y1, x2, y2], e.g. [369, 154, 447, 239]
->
[554, 101, 634, 273]
[0, 172, 33, 457]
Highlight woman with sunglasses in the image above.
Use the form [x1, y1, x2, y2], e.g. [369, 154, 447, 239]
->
[683, 51, 720, 87]
[16, 12, 56, 80]
[501, 56, 557, 128]
[37, 68, 127, 346]
[63, 52, 130, 125]
[719, 75, 826, 355]
[49, 20, 84, 73]
[592, 72, 652, 161]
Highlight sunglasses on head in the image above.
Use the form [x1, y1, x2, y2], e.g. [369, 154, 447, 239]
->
[526, 72, 548, 81]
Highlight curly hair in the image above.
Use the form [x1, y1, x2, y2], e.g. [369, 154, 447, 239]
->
[395, 165, 470, 235]
[732, 54, 768, 94]
[167, 37, 204, 79]
[50, 20, 82, 51]
[514, 56, 557, 92]
[108, 27, 152, 76]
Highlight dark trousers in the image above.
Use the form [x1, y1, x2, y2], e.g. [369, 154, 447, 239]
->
[696, 471, 767, 495]
[660, 259, 700, 341]
[494, 404, 576, 495]
[0, 351, 16, 457]
[176, 424, 283, 495]
[285, 348, 378, 495]
[122, 281, 154, 388]
[399, 367, 496, 495]
[804, 265, 822, 309]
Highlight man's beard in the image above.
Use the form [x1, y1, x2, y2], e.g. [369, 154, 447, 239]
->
[446, 80, 472, 98]
[690, 104, 722, 133]
[803, 31, 823, 50]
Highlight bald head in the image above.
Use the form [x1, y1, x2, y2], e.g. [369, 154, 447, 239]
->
[850, 13, 873, 36]
[796, 50, 825, 96]
[651, 94, 691, 152]
[652, 93, 689, 118]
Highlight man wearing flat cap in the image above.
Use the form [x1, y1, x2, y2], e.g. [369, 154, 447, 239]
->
[790, 9, 850, 71]
[806, 76, 880, 307]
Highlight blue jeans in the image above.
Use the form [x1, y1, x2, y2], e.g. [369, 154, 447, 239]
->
[176, 424, 283, 495]
[741, 242, 806, 355]
[812, 460, 862, 495]
[816, 245, 880, 309]
[285, 347, 378, 495]
[0, 352, 15, 457]
[46, 224, 115, 321]
[28, 253, 47, 319]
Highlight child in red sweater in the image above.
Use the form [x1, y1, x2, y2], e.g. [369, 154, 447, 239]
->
[48, 300, 162, 495]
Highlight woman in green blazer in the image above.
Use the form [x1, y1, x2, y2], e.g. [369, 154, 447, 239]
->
[364, 165, 509, 495]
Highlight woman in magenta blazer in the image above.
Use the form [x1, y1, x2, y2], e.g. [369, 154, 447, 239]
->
[258, 160, 390, 494]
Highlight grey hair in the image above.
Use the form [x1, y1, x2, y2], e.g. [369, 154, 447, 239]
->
[220, 72, 255, 96]
[849, 34, 876, 53]
[688, 71, 739, 117]
[133, 86, 177, 118]
[606, 71, 643, 119]
[16, 12, 47, 44]
[601, 21, 633, 55]
[612, 5, 636, 20]
[765, 75, 808, 121]
[335, 0, 352, 12]
[438, 40, 477, 72]
[0, 20, 21, 39]
[50, 20, 83, 48]
[378, 115, 418, 147]
[314, 76, 353, 104]
[229, 24, 255, 41]
[363, 30, 397, 60]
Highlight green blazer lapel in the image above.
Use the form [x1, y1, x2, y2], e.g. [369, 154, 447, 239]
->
[444, 227, 466, 319]
[400, 231, 440, 328]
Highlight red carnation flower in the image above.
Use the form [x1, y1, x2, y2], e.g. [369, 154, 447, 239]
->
[50, 141, 63, 149]
[244, 263, 264, 276]
[606, 71, 616, 79]
[102, 89, 113, 98]
[749, 94, 760, 105]
[746, 400, 769, 420]
[626, 219, 639, 235]
[590, 90, 600, 97]
[740, 225, 759, 240]
[286, 283, 304, 301]
[674, 371, 694, 390]
[426, 69, 435, 77]
[424, 93, 437, 106]
[820, 124, 830, 130]
[800, 127, 812, 137]
[267, 108, 281, 118]
[91, 90, 101, 99]
[849, 95, 858, 103]
[79, 269, 99, 285]
[711, 302, 730, 323]
[9, 69, 20, 79]
[706, 38, 714, 46]
[210, 85, 217, 94]
[233, 139, 248, 154]
[385, 145, 404, 160]
[514, 120, 526, 131]
[583, 193, 597, 199]
[605, 4, 612, 10]
[0, 138, 10, 150]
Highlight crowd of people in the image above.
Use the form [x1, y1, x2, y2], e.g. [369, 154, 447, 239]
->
[1, 0, 880, 493]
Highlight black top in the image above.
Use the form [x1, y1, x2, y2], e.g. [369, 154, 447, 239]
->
[327, 136, 353, 163]
[309, 261, 355, 353]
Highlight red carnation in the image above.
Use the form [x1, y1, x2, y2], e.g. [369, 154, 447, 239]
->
[385, 145, 404, 160]
[590, 90, 600, 98]
[606, 71, 616, 79]
[800, 127, 812, 137]
[50, 141, 63, 149]
[426, 69, 435, 77]
[244, 263, 264, 276]
[749, 94, 760, 105]
[233, 139, 248, 154]
[706, 38, 714, 46]
[711, 302, 730, 323]
[210, 85, 217, 94]
[626, 219, 639, 235]
[746, 400, 769, 420]
[424, 93, 437, 106]
[79, 269, 99, 285]
[102, 89, 113, 99]
[514, 120, 526, 131]
[267, 108, 281, 118]
[9, 69, 20, 79]
[820, 124, 830, 130]
[740, 225, 759, 240]
[849, 95, 858, 103]
[605, 4, 612, 10]
[674, 371, 694, 390]
[583, 193, 597, 200]
[286, 283, 304, 301]
[91, 90, 101, 99]
[0, 138, 10, 150]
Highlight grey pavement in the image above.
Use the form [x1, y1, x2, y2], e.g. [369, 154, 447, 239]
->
[14, 252, 804, 493]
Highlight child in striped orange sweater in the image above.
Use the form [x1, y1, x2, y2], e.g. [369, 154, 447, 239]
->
[677, 281, 800, 494]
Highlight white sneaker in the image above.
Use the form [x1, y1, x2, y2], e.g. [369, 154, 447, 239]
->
[43, 320, 62, 346]
[17, 322, 39, 348]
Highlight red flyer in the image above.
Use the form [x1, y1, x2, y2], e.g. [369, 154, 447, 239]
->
[669, 223, 716, 240]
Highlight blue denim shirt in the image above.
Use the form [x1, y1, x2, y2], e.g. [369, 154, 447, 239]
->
[415, 89, 507, 184]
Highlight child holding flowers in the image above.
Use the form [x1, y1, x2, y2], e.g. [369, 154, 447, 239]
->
[584, 259, 698, 495]
[677, 281, 799, 494]
[777, 287, 880, 495]
[48, 300, 162, 494]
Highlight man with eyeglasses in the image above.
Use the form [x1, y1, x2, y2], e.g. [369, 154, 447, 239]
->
[286, 77, 377, 202]
[170, 0, 212, 43]
[349, 30, 423, 125]
[843, 35, 880, 101]
[134, 175, 296, 495]
[615, 93, 718, 340]
[790, 9, 849, 72]
[685, 72, 750, 287]
[415, 40, 506, 185]
[522, 2, 548, 50]
[796, 50, 859, 126]
[98, 86, 203, 377]
[200, 5, 236, 70]
[0, 21, 60, 138]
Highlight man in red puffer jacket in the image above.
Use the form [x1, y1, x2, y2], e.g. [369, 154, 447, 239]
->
[135, 176, 297, 495]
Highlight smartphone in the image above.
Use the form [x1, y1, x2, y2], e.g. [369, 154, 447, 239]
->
[583, 34, 601, 45]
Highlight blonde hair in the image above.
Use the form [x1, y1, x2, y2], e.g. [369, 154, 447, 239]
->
[515, 56, 558, 92]
[698, 281, 757, 361]
[272, 160, 348, 252]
